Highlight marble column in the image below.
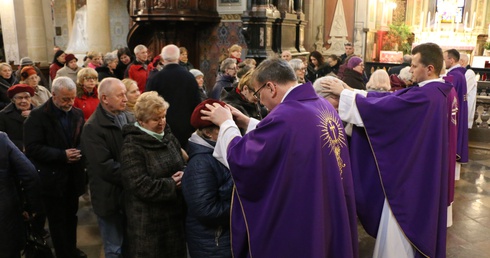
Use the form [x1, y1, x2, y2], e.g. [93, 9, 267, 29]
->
[87, 0, 111, 53]
[23, 0, 49, 63]
[0, 0, 20, 63]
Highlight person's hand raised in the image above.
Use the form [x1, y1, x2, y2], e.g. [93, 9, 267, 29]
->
[200, 103, 233, 126]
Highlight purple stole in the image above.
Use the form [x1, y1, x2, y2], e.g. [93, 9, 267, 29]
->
[227, 82, 358, 258]
[447, 67, 469, 163]
[350, 81, 453, 258]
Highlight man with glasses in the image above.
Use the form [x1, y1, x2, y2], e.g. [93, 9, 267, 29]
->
[201, 58, 358, 257]
[209, 58, 238, 100]
[24, 76, 87, 258]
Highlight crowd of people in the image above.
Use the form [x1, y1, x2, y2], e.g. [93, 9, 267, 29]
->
[0, 40, 477, 258]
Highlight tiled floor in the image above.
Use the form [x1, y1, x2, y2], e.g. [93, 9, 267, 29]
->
[71, 146, 490, 258]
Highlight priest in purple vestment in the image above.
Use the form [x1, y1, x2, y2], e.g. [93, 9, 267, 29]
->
[444, 49, 469, 179]
[200, 58, 358, 258]
[324, 42, 456, 258]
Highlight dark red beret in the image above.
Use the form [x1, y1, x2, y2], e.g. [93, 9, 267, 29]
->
[65, 53, 78, 63]
[7, 84, 34, 99]
[191, 99, 227, 129]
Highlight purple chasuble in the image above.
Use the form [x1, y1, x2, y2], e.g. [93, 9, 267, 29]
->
[447, 87, 458, 205]
[227, 82, 358, 258]
[447, 67, 469, 163]
[350, 81, 453, 258]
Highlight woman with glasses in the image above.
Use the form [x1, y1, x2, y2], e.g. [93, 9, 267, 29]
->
[0, 84, 35, 150]
[306, 51, 330, 83]
[0, 63, 18, 110]
[342, 56, 366, 90]
[289, 58, 308, 84]
[74, 67, 99, 120]
[20, 66, 51, 107]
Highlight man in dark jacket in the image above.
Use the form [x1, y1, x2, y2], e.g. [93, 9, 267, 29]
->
[209, 58, 237, 100]
[24, 76, 87, 258]
[81, 78, 134, 258]
[146, 44, 201, 149]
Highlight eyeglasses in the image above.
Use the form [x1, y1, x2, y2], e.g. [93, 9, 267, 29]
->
[227, 67, 237, 70]
[13, 95, 31, 100]
[253, 82, 269, 100]
[84, 77, 97, 81]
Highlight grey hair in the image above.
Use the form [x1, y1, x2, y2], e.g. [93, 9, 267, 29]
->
[161, 44, 180, 63]
[52, 76, 76, 94]
[103, 52, 118, 65]
[251, 58, 297, 85]
[220, 58, 237, 72]
[133, 44, 147, 55]
[288, 59, 303, 71]
[313, 76, 338, 99]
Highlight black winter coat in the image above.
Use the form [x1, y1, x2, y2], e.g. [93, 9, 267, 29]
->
[121, 124, 187, 258]
[306, 63, 330, 83]
[0, 75, 17, 110]
[0, 103, 33, 150]
[81, 105, 135, 217]
[146, 63, 201, 149]
[24, 98, 86, 197]
[210, 74, 236, 100]
[95, 66, 117, 81]
[342, 68, 366, 90]
[221, 87, 264, 120]
[0, 132, 41, 255]
[182, 134, 233, 258]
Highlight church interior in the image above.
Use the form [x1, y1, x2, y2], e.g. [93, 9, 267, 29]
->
[1, 0, 490, 257]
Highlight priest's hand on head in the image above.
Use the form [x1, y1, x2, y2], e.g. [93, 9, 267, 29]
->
[226, 104, 250, 129]
[321, 77, 350, 96]
[201, 103, 233, 126]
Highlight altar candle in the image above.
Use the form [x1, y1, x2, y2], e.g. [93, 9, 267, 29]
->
[419, 11, 424, 31]
[427, 12, 431, 29]
[456, 13, 460, 32]
[471, 12, 476, 29]
[451, 15, 455, 32]
[464, 12, 468, 28]
[488, 24, 490, 36]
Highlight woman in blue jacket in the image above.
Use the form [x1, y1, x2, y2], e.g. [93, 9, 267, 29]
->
[182, 99, 233, 258]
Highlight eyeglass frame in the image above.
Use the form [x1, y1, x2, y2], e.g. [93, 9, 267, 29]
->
[253, 82, 271, 100]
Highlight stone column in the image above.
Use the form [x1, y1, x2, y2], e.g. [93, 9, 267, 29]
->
[23, 0, 49, 63]
[0, 0, 20, 63]
[87, 0, 111, 53]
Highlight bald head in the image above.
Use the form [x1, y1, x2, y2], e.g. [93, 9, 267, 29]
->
[161, 44, 180, 64]
[98, 78, 128, 114]
[459, 53, 470, 67]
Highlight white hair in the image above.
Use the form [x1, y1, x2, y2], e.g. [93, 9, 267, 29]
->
[52, 76, 76, 94]
[160, 44, 180, 63]
[288, 59, 303, 71]
[398, 66, 413, 82]
[133, 45, 147, 55]
[313, 75, 341, 99]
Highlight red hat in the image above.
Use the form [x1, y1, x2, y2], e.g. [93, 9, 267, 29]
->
[65, 53, 78, 63]
[7, 84, 34, 99]
[20, 66, 37, 81]
[191, 99, 227, 129]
